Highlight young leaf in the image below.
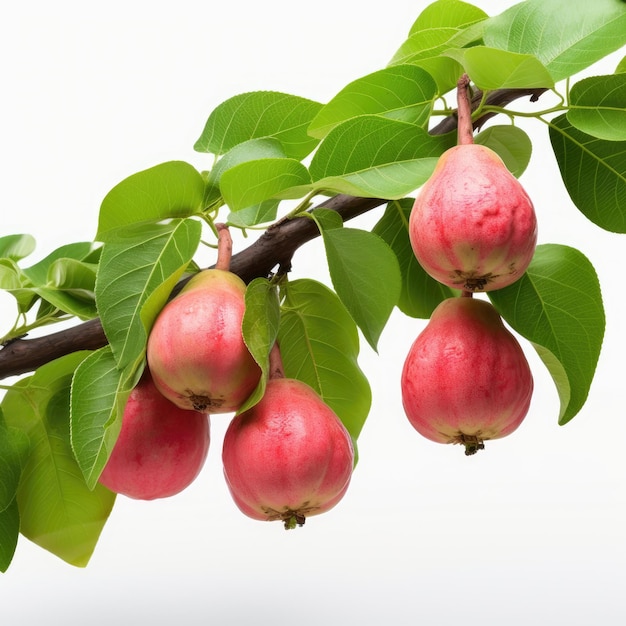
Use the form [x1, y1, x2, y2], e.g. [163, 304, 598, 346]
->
[474, 125, 533, 178]
[96, 218, 202, 371]
[204, 137, 287, 206]
[278, 279, 371, 440]
[309, 116, 455, 199]
[0, 409, 30, 513]
[567, 74, 626, 141]
[0, 234, 36, 261]
[220, 158, 312, 211]
[308, 65, 437, 139]
[549, 114, 626, 232]
[312, 209, 402, 351]
[194, 91, 322, 160]
[408, 0, 488, 34]
[484, 0, 626, 82]
[239, 278, 281, 413]
[372, 199, 457, 318]
[227, 199, 280, 229]
[22, 242, 98, 285]
[96, 161, 206, 242]
[70, 346, 138, 489]
[388, 0, 487, 93]
[0, 498, 19, 572]
[444, 47, 554, 89]
[489, 244, 605, 425]
[1, 352, 115, 567]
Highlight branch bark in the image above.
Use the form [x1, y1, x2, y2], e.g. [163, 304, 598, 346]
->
[0, 86, 547, 380]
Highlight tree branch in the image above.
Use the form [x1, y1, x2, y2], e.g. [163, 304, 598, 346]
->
[0, 86, 547, 380]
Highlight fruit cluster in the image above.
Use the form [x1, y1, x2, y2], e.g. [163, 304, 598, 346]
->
[100, 225, 354, 529]
[400, 75, 537, 455]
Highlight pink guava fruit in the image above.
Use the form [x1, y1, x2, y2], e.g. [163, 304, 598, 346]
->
[222, 377, 355, 529]
[401, 296, 533, 455]
[408, 144, 538, 292]
[146, 268, 261, 413]
[99, 370, 210, 500]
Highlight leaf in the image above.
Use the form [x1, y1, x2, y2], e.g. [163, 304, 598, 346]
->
[312, 209, 401, 351]
[204, 137, 287, 207]
[220, 158, 312, 211]
[239, 278, 281, 414]
[617, 55, 626, 74]
[0, 498, 19, 572]
[372, 199, 457, 318]
[567, 74, 626, 141]
[95, 218, 202, 371]
[194, 91, 322, 160]
[1, 352, 115, 567]
[444, 47, 554, 89]
[548, 114, 626, 232]
[0, 410, 29, 512]
[23, 242, 98, 285]
[388, 0, 487, 93]
[278, 279, 371, 440]
[96, 161, 206, 242]
[227, 199, 280, 229]
[408, 0, 488, 34]
[70, 347, 138, 489]
[0, 234, 36, 261]
[309, 115, 455, 199]
[474, 124, 533, 177]
[484, 0, 626, 83]
[308, 65, 437, 139]
[489, 244, 605, 425]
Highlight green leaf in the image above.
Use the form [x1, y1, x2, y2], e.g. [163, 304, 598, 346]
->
[96, 218, 202, 371]
[408, 0, 488, 34]
[444, 47, 554, 89]
[484, 0, 626, 83]
[474, 124, 533, 177]
[227, 199, 280, 228]
[372, 199, 457, 318]
[23, 242, 98, 285]
[70, 347, 138, 489]
[308, 65, 437, 139]
[0, 410, 29, 512]
[194, 91, 322, 160]
[240, 278, 281, 414]
[548, 114, 626, 232]
[617, 56, 626, 74]
[312, 209, 401, 351]
[220, 158, 312, 211]
[567, 74, 626, 141]
[309, 116, 455, 199]
[0, 498, 19, 572]
[204, 137, 287, 207]
[278, 279, 371, 441]
[1, 352, 115, 567]
[96, 161, 206, 242]
[388, 0, 487, 93]
[0, 234, 36, 261]
[489, 244, 605, 425]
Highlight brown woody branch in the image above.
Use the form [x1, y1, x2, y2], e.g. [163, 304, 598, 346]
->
[0, 86, 547, 380]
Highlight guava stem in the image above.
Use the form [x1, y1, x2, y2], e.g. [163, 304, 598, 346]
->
[456, 74, 474, 146]
[215, 223, 233, 271]
[461, 290, 473, 298]
[268, 341, 285, 380]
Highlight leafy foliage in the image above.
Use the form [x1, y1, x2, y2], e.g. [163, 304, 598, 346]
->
[1, 0, 625, 571]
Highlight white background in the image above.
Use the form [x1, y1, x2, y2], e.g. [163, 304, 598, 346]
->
[1, 1, 625, 624]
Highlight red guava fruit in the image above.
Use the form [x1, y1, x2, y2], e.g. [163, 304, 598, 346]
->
[222, 377, 355, 529]
[409, 144, 538, 291]
[99, 370, 210, 500]
[401, 296, 533, 455]
[146, 269, 261, 413]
